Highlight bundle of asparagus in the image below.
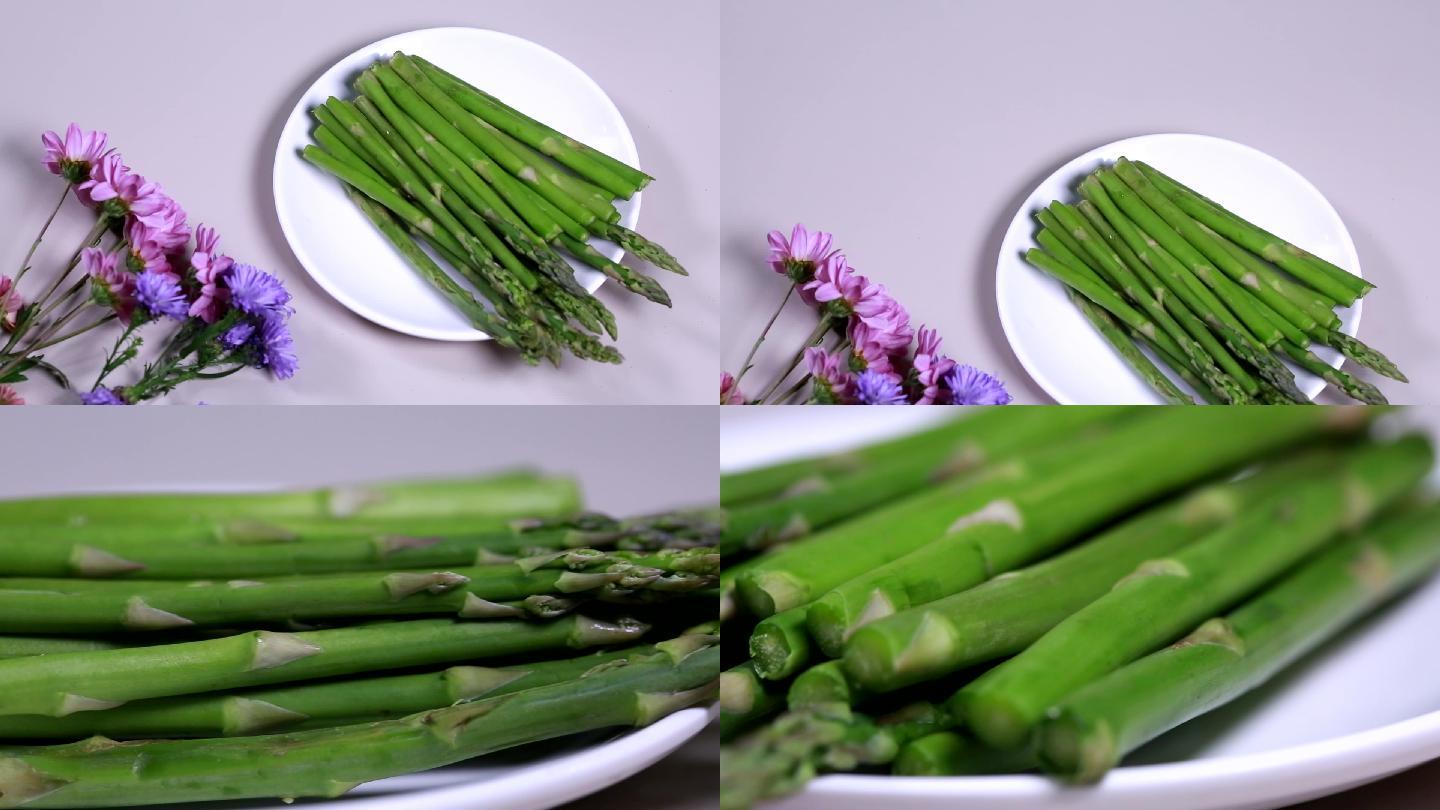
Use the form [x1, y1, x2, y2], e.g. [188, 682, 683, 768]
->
[719, 408, 1440, 808]
[302, 52, 687, 366]
[0, 472, 720, 808]
[1024, 158, 1405, 404]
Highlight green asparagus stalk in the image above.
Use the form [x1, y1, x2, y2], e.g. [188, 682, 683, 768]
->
[1047, 202, 1245, 403]
[0, 642, 716, 807]
[322, 98, 539, 306]
[0, 556, 708, 632]
[787, 660, 868, 711]
[468, 113, 620, 222]
[1112, 159, 1317, 343]
[0, 614, 648, 717]
[0, 636, 128, 660]
[720, 661, 786, 741]
[343, 187, 530, 355]
[1278, 341, 1387, 404]
[750, 606, 815, 679]
[803, 409, 1365, 655]
[1073, 198, 1257, 399]
[1083, 172, 1309, 402]
[1066, 287, 1193, 403]
[841, 452, 1329, 692]
[953, 435, 1432, 751]
[1024, 248, 1190, 366]
[0, 471, 578, 525]
[556, 233, 673, 305]
[390, 53, 600, 232]
[1039, 501, 1440, 783]
[1199, 220, 1342, 330]
[1127, 323, 1223, 404]
[1090, 168, 1286, 347]
[721, 409, 1115, 508]
[412, 54, 651, 199]
[1135, 160, 1372, 304]
[0, 636, 703, 739]
[721, 407, 1125, 555]
[1318, 329, 1409, 383]
[894, 731, 1034, 776]
[720, 701, 953, 810]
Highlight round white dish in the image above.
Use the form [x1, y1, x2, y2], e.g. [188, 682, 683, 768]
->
[273, 27, 641, 341]
[994, 133, 1362, 404]
[721, 408, 1440, 810]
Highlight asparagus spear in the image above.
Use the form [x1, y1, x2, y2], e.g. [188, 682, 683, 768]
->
[0, 642, 717, 807]
[412, 54, 651, 199]
[0, 471, 578, 525]
[1112, 159, 1318, 343]
[893, 730, 1034, 776]
[803, 408, 1365, 655]
[0, 614, 648, 717]
[1135, 160, 1371, 304]
[343, 187, 532, 356]
[0, 636, 128, 660]
[750, 606, 815, 679]
[390, 53, 601, 232]
[1073, 198, 1257, 399]
[0, 635, 702, 739]
[841, 452, 1328, 692]
[1047, 202, 1245, 403]
[1278, 340, 1387, 404]
[721, 408, 1109, 508]
[721, 407, 1124, 555]
[1039, 501, 1440, 783]
[470, 115, 619, 221]
[788, 660, 868, 711]
[0, 556, 710, 632]
[953, 435, 1431, 751]
[1090, 168, 1285, 347]
[1066, 287, 1193, 403]
[739, 407, 1364, 620]
[1199, 220, 1342, 330]
[720, 701, 952, 810]
[1083, 172, 1309, 401]
[720, 662, 786, 741]
[1318, 329, 1409, 383]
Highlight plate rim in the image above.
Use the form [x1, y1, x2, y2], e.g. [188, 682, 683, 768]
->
[993, 132, 1363, 405]
[271, 26, 642, 342]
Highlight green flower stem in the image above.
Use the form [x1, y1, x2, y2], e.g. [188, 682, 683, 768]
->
[756, 316, 834, 404]
[24, 312, 116, 353]
[3, 183, 71, 312]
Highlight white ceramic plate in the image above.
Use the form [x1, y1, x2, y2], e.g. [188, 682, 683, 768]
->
[995, 133, 1362, 404]
[721, 408, 1440, 810]
[273, 27, 641, 341]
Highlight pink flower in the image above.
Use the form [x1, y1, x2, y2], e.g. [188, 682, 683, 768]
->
[0, 384, 23, 405]
[0, 275, 23, 332]
[84, 247, 138, 322]
[911, 325, 957, 405]
[188, 225, 235, 323]
[79, 153, 162, 216]
[803, 256, 907, 333]
[848, 321, 900, 376]
[134, 194, 191, 252]
[122, 219, 176, 278]
[721, 371, 746, 405]
[42, 124, 109, 183]
[804, 347, 855, 404]
[768, 224, 837, 286]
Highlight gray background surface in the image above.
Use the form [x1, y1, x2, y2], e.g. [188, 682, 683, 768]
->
[720, 0, 1439, 405]
[0, 405, 718, 809]
[0, 0, 717, 404]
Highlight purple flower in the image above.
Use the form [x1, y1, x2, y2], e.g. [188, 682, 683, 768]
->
[804, 347, 854, 404]
[123, 219, 175, 277]
[946, 364, 1013, 405]
[132, 194, 190, 252]
[80, 386, 126, 405]
[720, 371, 746, 405]
[911, 325, 957, 405]
[227, 263, 292, 317]
[257, 314, 298, 380]
[189, 225, 236, 323]
[135, 270, 189, 321]
[221, 321, 255, 349]
[768, 224, 837, 290]
[42, 124, 109, 183]
[855, 370, 908, 405]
